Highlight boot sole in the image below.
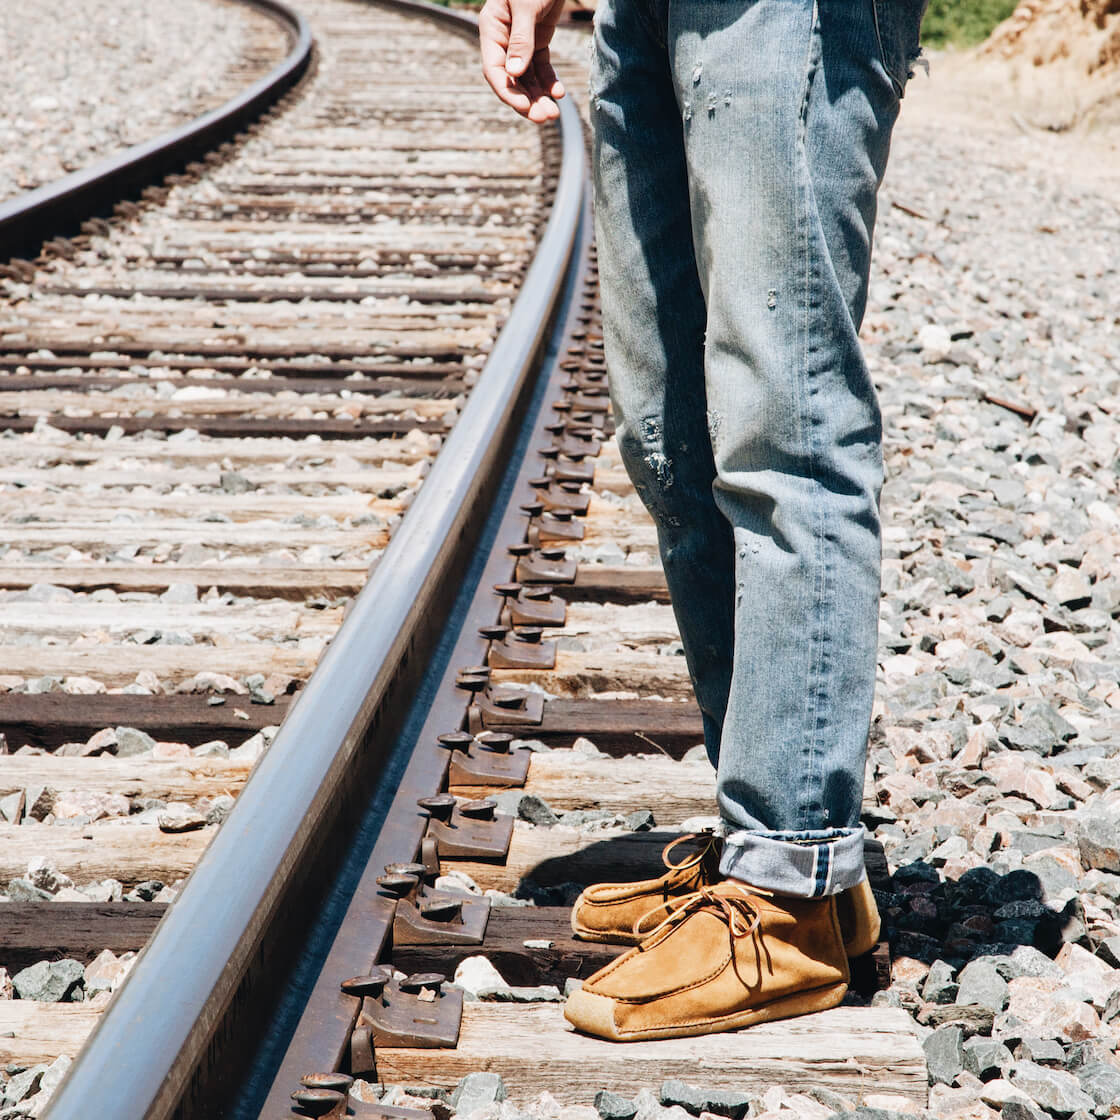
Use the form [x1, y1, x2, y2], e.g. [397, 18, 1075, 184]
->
[563, 979, 849, 1042]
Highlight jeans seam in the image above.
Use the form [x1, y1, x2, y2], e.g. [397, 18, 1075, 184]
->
[796, 0, 827, 834]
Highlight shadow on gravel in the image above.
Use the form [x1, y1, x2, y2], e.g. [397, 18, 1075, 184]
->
[884, 860, 1082, 967]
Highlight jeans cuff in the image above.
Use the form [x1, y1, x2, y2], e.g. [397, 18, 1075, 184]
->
[718, 826, 867, 898]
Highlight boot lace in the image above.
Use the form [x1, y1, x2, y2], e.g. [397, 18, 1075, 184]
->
[660, 830, 719, 873]
[633, 883, 763, 942]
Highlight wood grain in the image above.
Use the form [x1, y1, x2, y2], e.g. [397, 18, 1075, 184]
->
[375, 1004, 928, 1106]
[0, 1001, 102, 1065]
[0, 823, 211, 884]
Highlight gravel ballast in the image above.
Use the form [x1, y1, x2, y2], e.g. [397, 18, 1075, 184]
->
[0, 0, 288, 202]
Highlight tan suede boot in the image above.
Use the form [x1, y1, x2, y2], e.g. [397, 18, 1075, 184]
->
[571, 834, 881, 957]
[569, 833, 722, 945]
[564, 882, 849, 1042]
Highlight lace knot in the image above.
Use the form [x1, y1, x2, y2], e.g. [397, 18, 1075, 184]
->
[633, 883, 761, 942]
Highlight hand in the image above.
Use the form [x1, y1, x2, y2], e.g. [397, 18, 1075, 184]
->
[479, 0, 567, 123]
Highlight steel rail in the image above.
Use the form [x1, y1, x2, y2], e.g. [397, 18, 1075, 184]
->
[42, 0, 586, 1115]
[0, 0, 313, 265]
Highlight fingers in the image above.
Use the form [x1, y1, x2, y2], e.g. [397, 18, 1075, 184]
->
[479, 0, 564, 122]
[505, 2, 538, 78]
[529, 46, 565, 101]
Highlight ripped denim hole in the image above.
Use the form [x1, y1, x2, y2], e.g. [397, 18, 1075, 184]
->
[639, 416, 663, 442]
[706, 408, 722, 438]
[644, 450, 674, 489]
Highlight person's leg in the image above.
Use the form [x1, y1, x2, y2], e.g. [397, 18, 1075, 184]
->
[590, 0, 737, 759]
[665, 0, 924, 898]
[567, 0, 928, 1043]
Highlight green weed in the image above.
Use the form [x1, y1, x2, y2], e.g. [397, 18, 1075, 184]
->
[921, 0, 1020, 48]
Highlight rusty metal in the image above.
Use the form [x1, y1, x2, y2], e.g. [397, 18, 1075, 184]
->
[545, 432, 602, 458]
[352, 972, 463, 1052]
[529, 509, 586, 544]
[513, 546, 578, 585]
[541, 452, 597, 485]
[233, 35, 590, 1111]
[468, 686, 545, 733]
[496, 582, 568, 627]
[291, 1087, 347, 1117]
[486, 625, 558, 670]
[423, 799, 515, 859]
[528, 478, 592, 515]
[300, 1073, 355, 1093]
[393, 888, 490, 946]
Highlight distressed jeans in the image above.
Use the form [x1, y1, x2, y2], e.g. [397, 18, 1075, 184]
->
[590, 0, 927, 896]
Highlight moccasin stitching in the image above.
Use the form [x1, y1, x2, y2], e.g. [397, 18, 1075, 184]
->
[607, 947, 734, 1003]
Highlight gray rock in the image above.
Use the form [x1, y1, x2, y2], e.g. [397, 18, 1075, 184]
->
[625, 809, 655, 832]
[923, 1024, 965, 1086]
[1018, 1037, 1065, 1065]
[564, 978, 583, 996]
[450, 1073, 506, 1115]
[957, 960, 1010, 1012]
[490, 791, 525, 817]
[1078, 811, 1120, 874]
[0, 791, 23, 824]
[920, 1003, 997, 1036]
[1093, 936, 1120, 969]
[160, 583, 197, 604]
[999, 701, 1077, 755]
[922, 959, 959, 1004]
[517, 795, 559, 827]
[1074, 1061, 1120, 1107]
[594, 1092, 637, 1120]
[1002, 946, 1065, 981]
[657, 1081, 750, 1119]
[963, 1036, 1014, 1081]
[205, 794, 235, 826]
[3, 1064, 46, 1104]
[1009, 1061, 1094, 1117]
[219, 470, 254, 494]
[11, 959, 84, 1002]
[559, 809, 616, 827]
[6, 879, 51, 902]
[990, 870, 1045, 906]
[113, 725, 157, 757]
[825, 1110, 912, 1120]
[1000, 1103, 1048, 1120]
[35, 1055, 71, 1100]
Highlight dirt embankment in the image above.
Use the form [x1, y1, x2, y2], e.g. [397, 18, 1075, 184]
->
[980, 0, 1120, 129]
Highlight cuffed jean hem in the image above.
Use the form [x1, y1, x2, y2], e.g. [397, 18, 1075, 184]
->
[719, 826, 868, 898]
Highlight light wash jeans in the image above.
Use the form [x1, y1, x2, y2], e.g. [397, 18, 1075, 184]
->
[590, 0, 928, 897]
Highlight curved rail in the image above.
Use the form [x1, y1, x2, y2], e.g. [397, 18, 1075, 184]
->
[0, 0, 313, 265]
[43, 1, 586, 1117]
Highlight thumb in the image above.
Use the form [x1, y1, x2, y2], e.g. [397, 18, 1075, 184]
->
[505, 2, 538, 77]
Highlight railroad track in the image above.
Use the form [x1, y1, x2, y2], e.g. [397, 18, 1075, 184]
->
[0, 0, 566, 1111]
[1, 3, 934, 1118]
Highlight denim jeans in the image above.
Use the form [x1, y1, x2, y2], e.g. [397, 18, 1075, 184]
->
[590, 0, 927, 896]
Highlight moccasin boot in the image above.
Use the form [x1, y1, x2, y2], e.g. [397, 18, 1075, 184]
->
[570, 833, 721, 945]
[572, 833, 881, 958]
[836, 876, 881, 957]
[564, 882, 849, 1042]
